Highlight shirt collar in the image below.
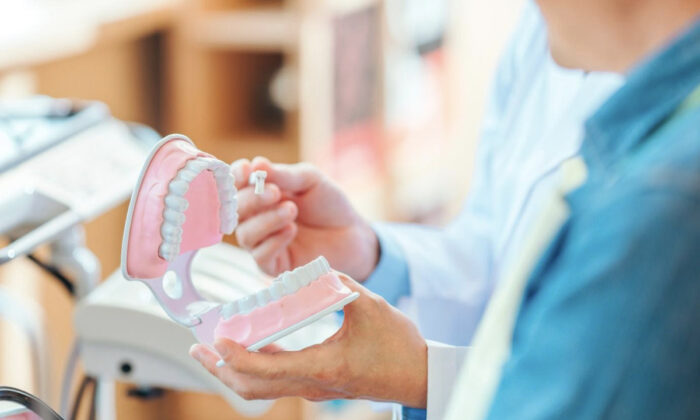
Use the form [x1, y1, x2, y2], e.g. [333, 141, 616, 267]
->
[582, 15, 700, 169]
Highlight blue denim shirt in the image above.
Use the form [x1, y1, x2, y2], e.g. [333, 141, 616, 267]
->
[485, 17, 700, 420]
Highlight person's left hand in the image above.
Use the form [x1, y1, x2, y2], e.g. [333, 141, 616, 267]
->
[189, 274, 428, 408]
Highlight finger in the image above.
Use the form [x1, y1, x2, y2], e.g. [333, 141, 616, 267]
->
[231, 159, 252, 189]
[237, 184, 282, 221]
[334, 272, 384, 317]
[258, 343, 284, 353]
[236, 201, 298, 249]
[249, 159, 321, 195]
[190, 344, 227, 377]
[214, 338, 329, 381]
[252, 223, 297, 274]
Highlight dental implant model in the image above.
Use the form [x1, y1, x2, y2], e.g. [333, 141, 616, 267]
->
[121, 134, 358, 351]
[249, 170, 267, 195]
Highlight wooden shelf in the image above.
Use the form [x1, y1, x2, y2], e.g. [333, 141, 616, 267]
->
[190, 8, 299, 52]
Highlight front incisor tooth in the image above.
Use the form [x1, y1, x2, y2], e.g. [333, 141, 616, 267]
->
[164, 208, 186, 225]
[165, 195, 189, 212]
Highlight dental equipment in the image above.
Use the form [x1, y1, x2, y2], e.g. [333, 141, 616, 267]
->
[121, 134, 359, 353]
[0, 99, 162, 420]
[0, 387, 62, 420]
[249, 170, 267, 195]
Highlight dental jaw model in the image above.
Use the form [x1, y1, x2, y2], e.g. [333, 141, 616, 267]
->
[121, 134, 358, 352]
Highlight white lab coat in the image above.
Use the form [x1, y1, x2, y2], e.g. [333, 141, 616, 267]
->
[375, 3, 624, 418]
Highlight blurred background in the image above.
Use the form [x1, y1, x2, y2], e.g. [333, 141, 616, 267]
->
[0, 0, 524, 419]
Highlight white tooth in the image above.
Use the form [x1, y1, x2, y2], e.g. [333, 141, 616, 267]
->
[169, 180, 189, 196]
[221, 301, 239, 319]
[238, 295, 256, 314]
[164, 208, 186, 225]
[318, 256, 331, 273]
[220, 219, 236, 235]
[282, 273, 300, 294]
[161, 231, 182, 243]
[185, 158, 208, 172]
[161, 223, 183, 239]
[178, 169, 198, 183]
[307, 259, 321, 279]
[299, 264, 314, 285]
[269, 282, 285, 300]
[307, 264, 318, 284]
[256, 289, 272, 306]
[165, 195, 189, 212]
[159, 243, 179, 261]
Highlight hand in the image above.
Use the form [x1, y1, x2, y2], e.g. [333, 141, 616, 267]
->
[231, 157, 379, 280]
[190, 274, 428, 408]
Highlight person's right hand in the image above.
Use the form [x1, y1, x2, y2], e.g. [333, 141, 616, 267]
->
[231, 157, 379, 281]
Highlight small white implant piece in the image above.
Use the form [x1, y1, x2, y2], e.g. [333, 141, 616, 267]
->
[249, 170, 267, 195]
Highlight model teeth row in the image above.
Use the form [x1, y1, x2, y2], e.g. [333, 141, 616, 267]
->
[220, 256, 331, 319]
[159, 156, 239, 261]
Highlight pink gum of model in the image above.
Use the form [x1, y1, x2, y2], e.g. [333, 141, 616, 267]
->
[208, 272, 350, 348]
[126, 139, 222, 279]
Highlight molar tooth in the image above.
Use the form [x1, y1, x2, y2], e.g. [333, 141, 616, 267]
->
[269, 282, 285, 300]
[178, 169, 198, 182]
[282, 272, 300, 294]
[164, 208, 186, 225]
[185, 158, 208, 172]
[306, 259, 321, 280]
[300, 264, 315, 285]
[221, 301, 239, 319]
[159, 243, 179, 261]
[161, 223, 183, 239]
[169, 180, 189, 196]
[238, 295, 256, 314]
[256, 289, 272, 306]
[318, 256, 331, 273]
[220, 219, 236, 235]
[165, 195, 189, 212]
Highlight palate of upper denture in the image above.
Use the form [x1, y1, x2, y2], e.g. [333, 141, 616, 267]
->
[219, 256, 332, 320]
[159, 156, 238, 261]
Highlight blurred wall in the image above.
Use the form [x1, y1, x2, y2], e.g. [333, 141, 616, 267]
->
[442, 0, 526, 217]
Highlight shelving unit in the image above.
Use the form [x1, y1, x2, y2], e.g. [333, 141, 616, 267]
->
[165, 0, 379, 163]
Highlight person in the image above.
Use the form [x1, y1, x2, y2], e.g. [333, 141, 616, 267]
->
[193, 4, 622, 417]
[193, 0, 700, 418]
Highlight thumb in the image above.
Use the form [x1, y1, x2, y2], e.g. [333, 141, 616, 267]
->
[334, 272, 379, 316]
[250, 157, 321, 195]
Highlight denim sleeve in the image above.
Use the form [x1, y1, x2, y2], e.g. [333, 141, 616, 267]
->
[362, 224, 411, 307]
[484, 191, 700, 419]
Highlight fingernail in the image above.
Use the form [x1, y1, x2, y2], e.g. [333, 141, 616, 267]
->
[189, 345, 200, 360]
[278, 205, 292, 217]
[263, 189, 276, 200]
